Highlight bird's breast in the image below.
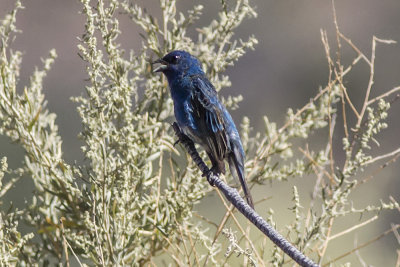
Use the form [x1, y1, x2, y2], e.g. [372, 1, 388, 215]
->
[173, 99, 205, 145]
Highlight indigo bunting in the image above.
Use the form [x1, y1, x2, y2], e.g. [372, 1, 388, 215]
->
[154, 50, 254, 209]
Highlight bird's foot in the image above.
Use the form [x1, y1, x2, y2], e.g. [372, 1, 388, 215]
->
[204, 167, 220, 187]
[172, 122, 192, 146]
[173, 139, 180, 147]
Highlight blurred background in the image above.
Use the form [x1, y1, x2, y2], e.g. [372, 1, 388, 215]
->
[1, 0, 399, 265]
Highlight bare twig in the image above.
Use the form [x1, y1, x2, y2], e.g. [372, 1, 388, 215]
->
[185, 224, 201, 266]
[318, 217, 334, 264]
[354, 238, 368, 267]
[193, 213, 219, 228]
[60, 217, 83, 267]
[356, 36, 378, 128]
[322, 224, 400, 266]
[392, 223, 400, 245]
[328, 216, 378, 241]
[368, 86, 400, 105]
[338, 32, 371, 66]
[362, 147, 400, 166]
[299, 147, 334, 184]
[353, 143, 400, 190]
[60, 218, 70, 267]
[390, 196, 400, 213]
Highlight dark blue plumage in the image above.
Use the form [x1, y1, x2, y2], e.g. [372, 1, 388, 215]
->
[154, 50, 254, 209]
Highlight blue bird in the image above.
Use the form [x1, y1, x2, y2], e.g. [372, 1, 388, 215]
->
[153, 50, 254, 209]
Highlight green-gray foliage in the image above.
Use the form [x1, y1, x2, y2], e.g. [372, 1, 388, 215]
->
[0, 0, 399, 266]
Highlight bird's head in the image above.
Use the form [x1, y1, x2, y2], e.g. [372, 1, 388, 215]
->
[153, 50, 203, 78]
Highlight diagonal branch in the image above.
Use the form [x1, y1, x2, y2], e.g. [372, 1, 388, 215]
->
[172, 122, 319, 267]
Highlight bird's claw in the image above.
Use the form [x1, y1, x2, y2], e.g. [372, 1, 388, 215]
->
[173, 139, 180, 147]
[205, 170, 216, 187]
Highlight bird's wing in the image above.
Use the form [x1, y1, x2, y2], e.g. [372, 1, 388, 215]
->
[190, 75, 229, 162]
[190, 75, 254, 208]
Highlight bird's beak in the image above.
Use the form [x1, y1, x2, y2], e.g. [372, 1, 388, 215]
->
[152, 58, 168, 73]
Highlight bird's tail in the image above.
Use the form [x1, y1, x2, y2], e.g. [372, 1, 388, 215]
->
[228, 151, 254, 209]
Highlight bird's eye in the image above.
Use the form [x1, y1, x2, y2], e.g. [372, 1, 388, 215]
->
[171, 55, 181, 64]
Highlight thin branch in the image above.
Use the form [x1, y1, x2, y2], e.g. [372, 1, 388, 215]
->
[215, 189, 264, 265]
[153, 151, 164, 234]
[327, 67, 335, 177]
[185, 224, 201, 266]
[338, 32, 371, 66]
[162, 235, 186, 264]
[392, 223, 400, 245]
[331, 0, 351, 138]
[254, 196, 273, 206]
[328, 215, 378, 241]
[204, 201, 236, 267]
[355, 154, 400, 189]
[318, 217, 334, 264]
[92, 198, 105, 266]
[193, 213, 219, 228]
[339, 79, 360, 119]
[212, 201, 234, 243]
[367, 86, 400, 105]
[362, 147, 400, 166]
[298, 147, 334, 184]
[173, 122, 319, 267]
[60, 217, 83, 267]
[390, 196, 400, 213]
[177, 224, 192, 267]
[337, 53, 363, 127]
[356, 36, 377, 128]
[60, 218, 70, 267]
[162, 245, 185, 267]
[354, 238, 368, 267]
[322, 224, 400, 266]
[342, 54, 363, 76]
